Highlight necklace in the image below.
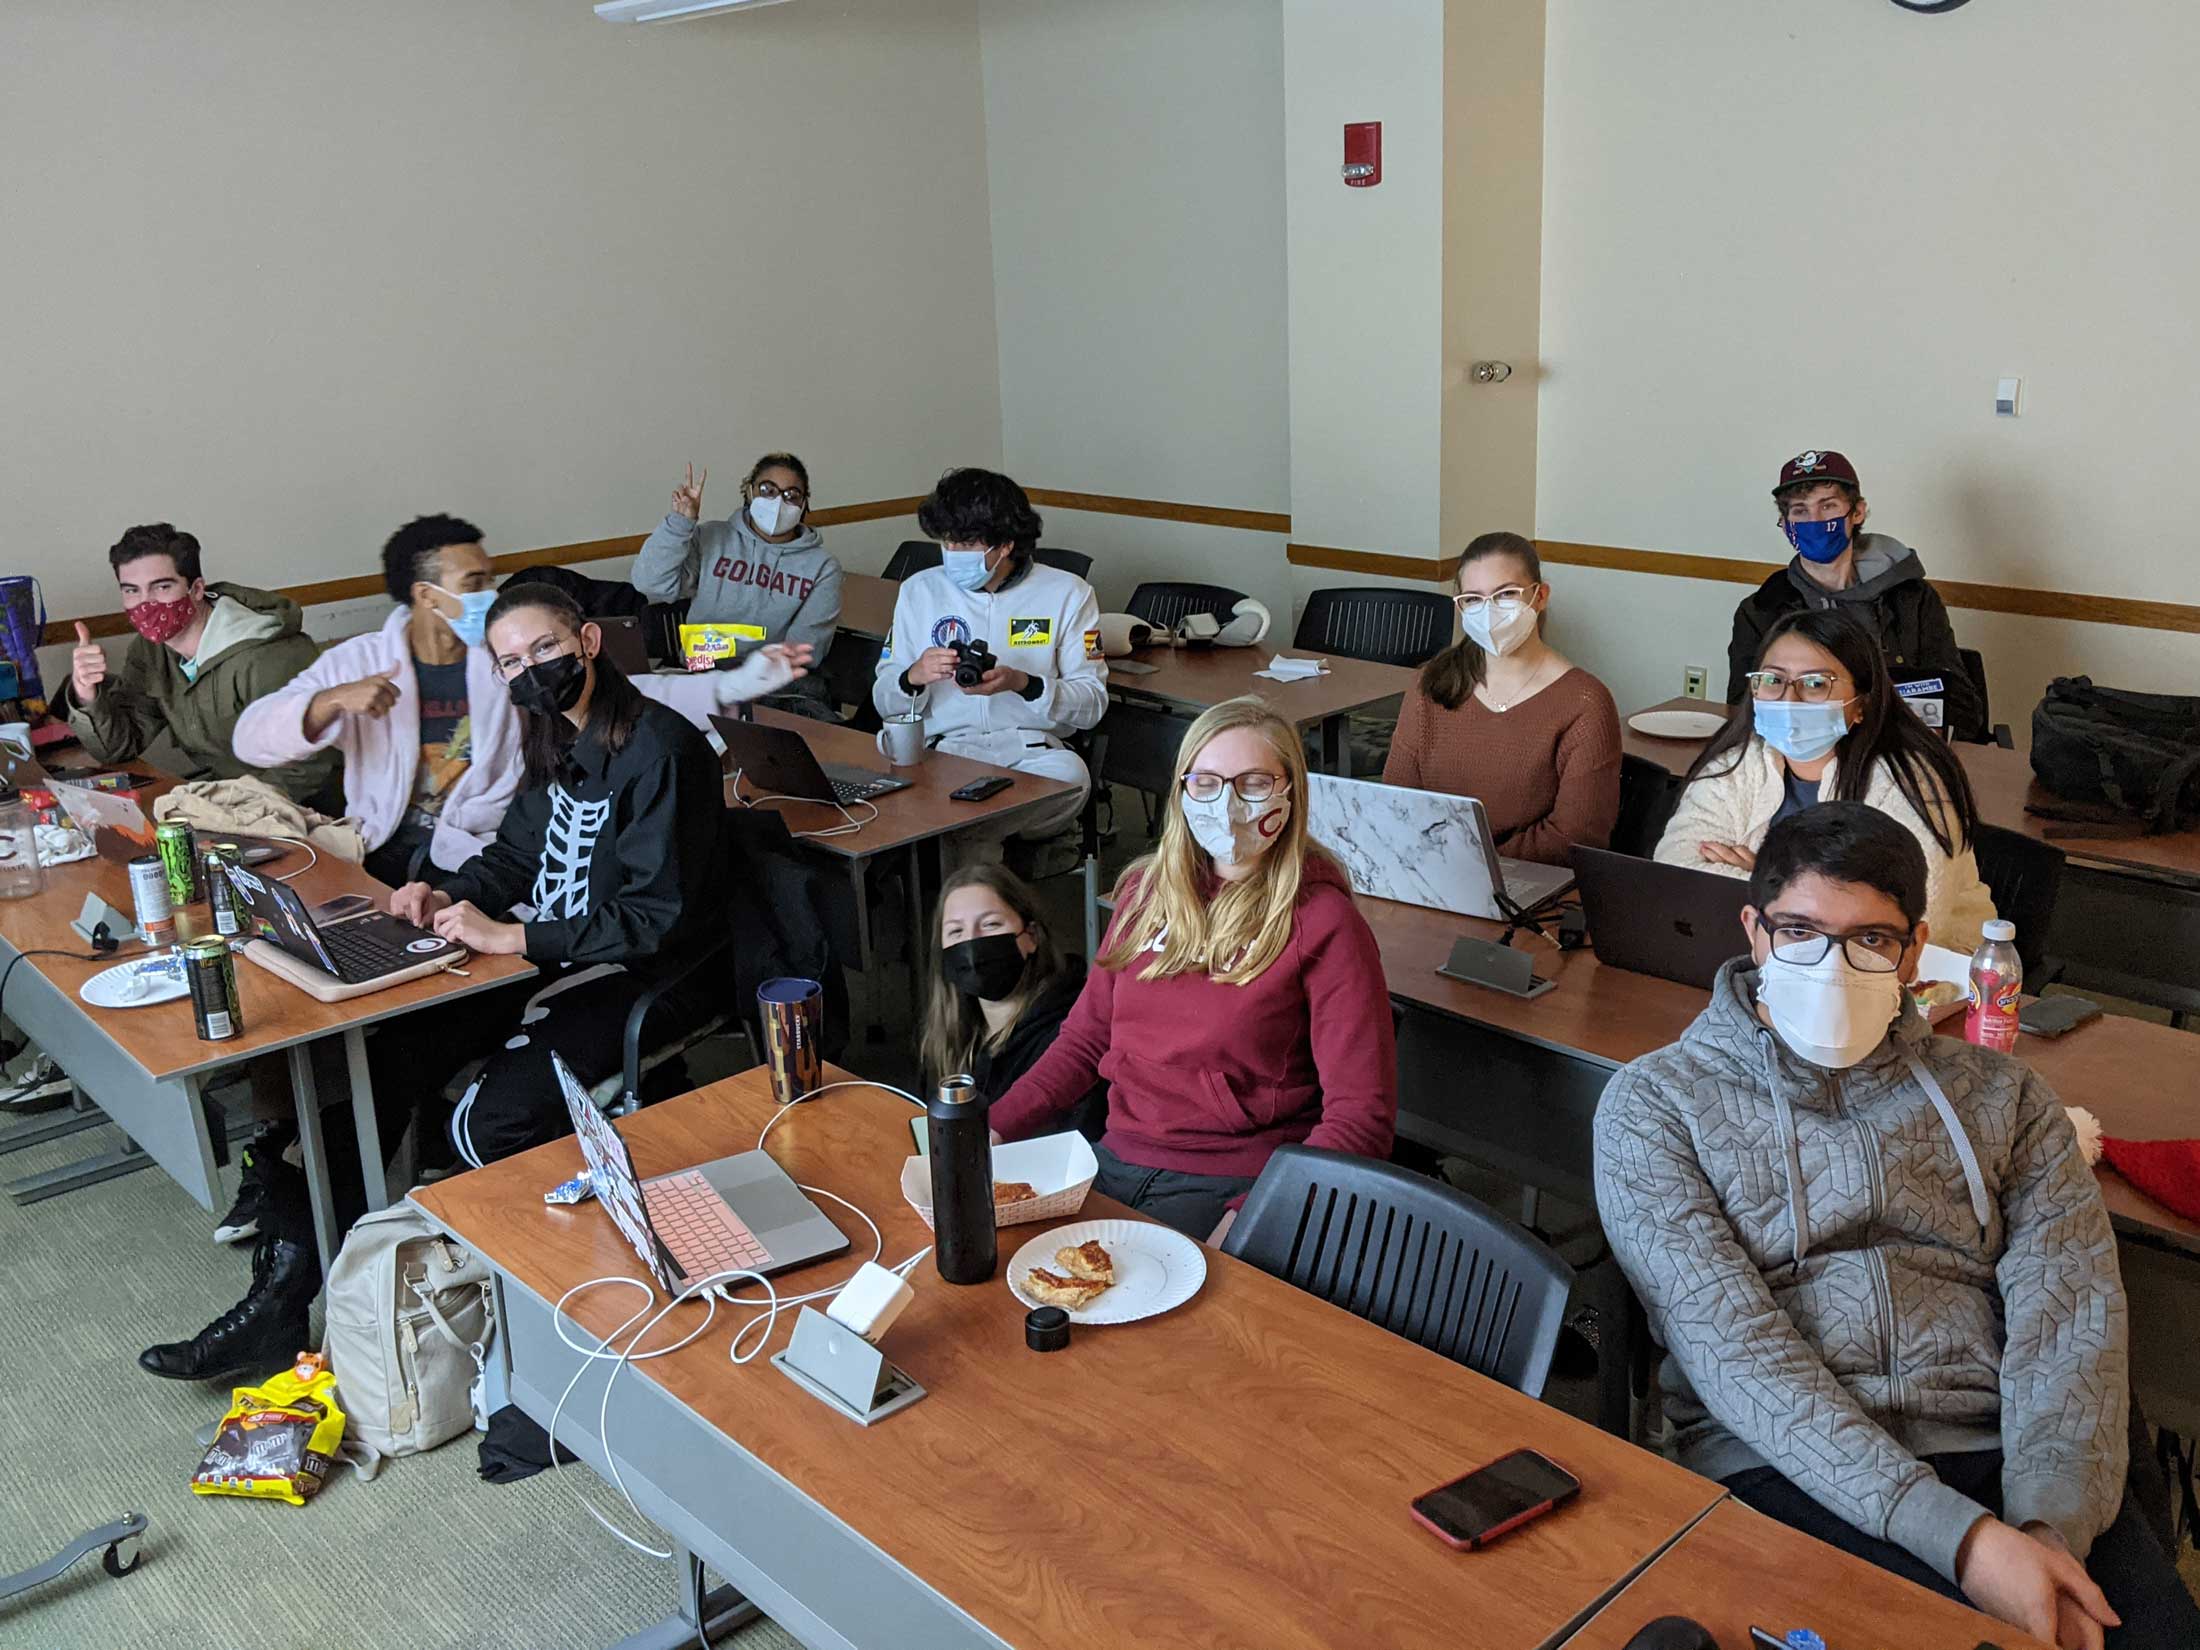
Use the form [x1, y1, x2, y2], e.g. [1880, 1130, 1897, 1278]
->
[1481, 656, 1558, 714]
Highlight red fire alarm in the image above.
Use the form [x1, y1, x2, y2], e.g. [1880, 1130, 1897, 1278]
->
[1343, 122, 1381, 188]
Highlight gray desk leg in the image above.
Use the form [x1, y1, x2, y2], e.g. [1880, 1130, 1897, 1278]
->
[287, 1046, 340, 1280]
[609, 1551, 759, 1650]
[343, 1028, 390, 1213]
[1320, 713, 1346, 776]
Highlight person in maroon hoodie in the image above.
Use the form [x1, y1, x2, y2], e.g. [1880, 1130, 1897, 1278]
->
[991, 697, 1398, 1243]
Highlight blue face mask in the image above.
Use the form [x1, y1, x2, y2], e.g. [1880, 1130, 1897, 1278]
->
[1755, 697, 1852, 765]
[941, 547, 994, 593]
[1785, 517, 1851, 564]
[430, 585, 497, 648]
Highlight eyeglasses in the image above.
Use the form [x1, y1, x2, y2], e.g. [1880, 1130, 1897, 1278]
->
[1745, 669, 1847, 703]
[1452, 585, 1535, 617]
[1180, 771, 1286, 804]
[495, 638, 575, 680]
[1763, 924, 1913, 973]
[753, 480, 808, 508]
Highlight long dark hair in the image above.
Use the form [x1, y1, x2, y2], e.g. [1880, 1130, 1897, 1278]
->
[1685, 608, 1978, 855]
[919, 865, 1067, 1086]
[1417, 531, 1541, 711]
[486, 582, 647, 790]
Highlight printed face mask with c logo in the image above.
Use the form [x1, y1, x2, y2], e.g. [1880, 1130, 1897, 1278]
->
[1182, 789, 1292, 867]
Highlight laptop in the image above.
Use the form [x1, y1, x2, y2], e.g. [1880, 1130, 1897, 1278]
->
[554, 1053, 849, 1289]
[225, 860, 464, 984]
[593, 613, 653, 676]
[1306, 774, 1574, 920]
[1571, 845, 1751, 990]
[710, 714, 911, 807]
[45, 779, 291, 866]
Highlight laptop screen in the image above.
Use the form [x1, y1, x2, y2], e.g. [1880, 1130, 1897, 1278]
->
[224, 861, 342, 975]
[556, 1054, 681, 1289]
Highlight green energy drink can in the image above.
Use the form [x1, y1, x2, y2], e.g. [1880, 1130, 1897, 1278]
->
[204, 842, 244, 938]
[183, 937, 242, 1042]
[155, 819, 201, 905]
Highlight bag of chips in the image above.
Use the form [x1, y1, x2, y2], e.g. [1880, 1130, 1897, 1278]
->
[192, 1353, 348, 1506]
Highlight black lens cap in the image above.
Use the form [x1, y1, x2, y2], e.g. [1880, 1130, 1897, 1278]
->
[1024, 1306, 1071, 1352]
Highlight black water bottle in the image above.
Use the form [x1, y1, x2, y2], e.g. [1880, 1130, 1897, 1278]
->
[927, 1075, 996, 1284]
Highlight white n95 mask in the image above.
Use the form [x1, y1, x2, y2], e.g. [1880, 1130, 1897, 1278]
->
[1757, 949, 1904, 1069]
[1182, 790, 1291, 868]
[1462, 601, 1537, 658]
[748, 494, 799, 536]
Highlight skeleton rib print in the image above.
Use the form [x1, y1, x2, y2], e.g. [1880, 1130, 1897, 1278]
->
[530, 786, 612, 920]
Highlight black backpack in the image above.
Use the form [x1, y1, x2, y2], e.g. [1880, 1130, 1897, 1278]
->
[2029, 677, 2200, 835]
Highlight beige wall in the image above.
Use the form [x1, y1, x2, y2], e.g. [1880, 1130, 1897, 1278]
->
[1536, 0, 2200, 728]
[977, 0, 1291, 622]
[1, 0, 999, 622]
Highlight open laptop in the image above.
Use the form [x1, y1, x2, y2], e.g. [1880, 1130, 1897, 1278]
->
[555, 1053, 848, 1289]
[225, 860, 464, 984]
[1571, 845, 1751, 990]
[1306, 773, 1574, 920]
[711, 713, 911, 807]
[45, 778, 290, 866]
[593, 613, 653, 676]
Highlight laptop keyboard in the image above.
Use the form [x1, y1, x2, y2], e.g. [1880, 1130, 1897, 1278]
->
[832, 776, 893, 804]
[319, 921, 430, 982]
[643, 1169, 777, 1278]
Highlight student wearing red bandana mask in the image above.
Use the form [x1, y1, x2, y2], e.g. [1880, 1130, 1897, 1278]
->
[57, 524, 339, 806]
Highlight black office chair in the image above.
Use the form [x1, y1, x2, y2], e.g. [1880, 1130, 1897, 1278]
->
[1125, 580, 1246, 635]
[1612, 754, 1685, 860]
[1292, 587, 1454, 668]
[1033, 546, 1093, 580]
[882, 540, 942, 582]
[1957, 647, 2012, 747]
[1224, 1145, 1575, 1398]
[1970, 822, 2065, 984]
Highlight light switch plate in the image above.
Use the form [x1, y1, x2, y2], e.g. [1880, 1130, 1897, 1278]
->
[1996, 376, 2022, 416]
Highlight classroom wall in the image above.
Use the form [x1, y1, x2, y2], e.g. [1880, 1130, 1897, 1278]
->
[976, 0, 1291, 623]
[0, 0, 1001, 625]
[1536, 0, 2200, 728]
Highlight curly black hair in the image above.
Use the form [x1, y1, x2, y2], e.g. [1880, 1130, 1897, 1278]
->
[916, 468, 1043, 570]
[380, 514, 484, 605]
[109, 523, 203, 584]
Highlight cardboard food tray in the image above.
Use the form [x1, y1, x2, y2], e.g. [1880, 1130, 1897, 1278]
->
[901, 1132, 1097, 1231]
[239, 938, 467, 1004]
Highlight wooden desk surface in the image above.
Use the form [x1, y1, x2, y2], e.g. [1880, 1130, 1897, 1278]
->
[1623, 697, 2200, 881]
[0, 778, 534, 1082]
[726, 707, 1077, 861]
[1566, 1499, 2053, 1650]
[1116, 644, 1416, 727]
[836, 571, 898, 642]
[414, 1067, 1728, 1650]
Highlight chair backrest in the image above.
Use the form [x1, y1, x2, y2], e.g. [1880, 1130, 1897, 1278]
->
[1612, 753, 1685, 859]
[1126, 580, 1246, 634]
[1970, 823, 2064, 979]
[1033, 546, 1093, 580]
[1292, 587, 1455, 667]
[1958, 647, 1992, 740]
[1096, 701, 1194, 795]
[883, 540, 943, 582]
[1223, 1145, 1574, 1398]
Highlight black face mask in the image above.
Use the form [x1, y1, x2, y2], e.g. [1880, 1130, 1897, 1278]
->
[508, 650, 588, 716]
[941, 932, 1027, 1000]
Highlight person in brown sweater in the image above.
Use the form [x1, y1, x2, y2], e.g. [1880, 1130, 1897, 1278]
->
[1381, 531, 1622, 866]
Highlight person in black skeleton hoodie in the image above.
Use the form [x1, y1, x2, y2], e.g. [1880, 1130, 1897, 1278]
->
[377, 583, 737, 1167]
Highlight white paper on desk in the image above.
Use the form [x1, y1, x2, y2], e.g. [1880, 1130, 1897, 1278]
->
[1253, 654, 1329, 682]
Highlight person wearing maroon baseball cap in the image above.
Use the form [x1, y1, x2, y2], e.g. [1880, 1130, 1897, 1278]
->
[1724, 450, 1984, 742]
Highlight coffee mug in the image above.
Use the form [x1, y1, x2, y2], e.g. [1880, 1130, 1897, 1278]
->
[876, 715, 927, 767]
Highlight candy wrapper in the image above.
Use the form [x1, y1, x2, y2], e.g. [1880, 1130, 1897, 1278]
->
[192, 1353, 347, 1506]
[545, 1169, 596, 1206]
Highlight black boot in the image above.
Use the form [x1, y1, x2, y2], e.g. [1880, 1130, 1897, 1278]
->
[138, 1234, 318, 1382]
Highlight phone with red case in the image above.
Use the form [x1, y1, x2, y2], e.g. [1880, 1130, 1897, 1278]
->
[1410, 1449, 1580, 1550]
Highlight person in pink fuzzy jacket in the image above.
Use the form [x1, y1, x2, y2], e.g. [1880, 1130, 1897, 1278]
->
[234, 515, 805, 887]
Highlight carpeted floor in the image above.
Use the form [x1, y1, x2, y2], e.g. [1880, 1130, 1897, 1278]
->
[0, 1109, 800, 1650]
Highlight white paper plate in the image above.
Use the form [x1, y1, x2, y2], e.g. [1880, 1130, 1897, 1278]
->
[80, 953, 189, 1009]
[1006, 1218, 1207, 1326]
[1627, 708, 1729, 740]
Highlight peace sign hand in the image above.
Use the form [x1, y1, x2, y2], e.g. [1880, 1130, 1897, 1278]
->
[672, 462, 707, 522]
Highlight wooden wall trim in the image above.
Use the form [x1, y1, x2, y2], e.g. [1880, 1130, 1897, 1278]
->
[1030, 489, 1292, 535]
[1287, 542, 1448, 581]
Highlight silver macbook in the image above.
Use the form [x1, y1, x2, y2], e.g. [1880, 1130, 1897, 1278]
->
[1307, 773, 1574, 920]
[555, 1054, 848, 1291]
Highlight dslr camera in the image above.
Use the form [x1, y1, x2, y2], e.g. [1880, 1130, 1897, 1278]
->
[949, 638, 997, 688]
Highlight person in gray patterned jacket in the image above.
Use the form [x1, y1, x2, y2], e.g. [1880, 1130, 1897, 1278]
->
[1596, 802, 2198, 1650]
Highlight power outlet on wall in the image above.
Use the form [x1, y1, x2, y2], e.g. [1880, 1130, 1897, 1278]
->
[1682, 665, 1708, 700]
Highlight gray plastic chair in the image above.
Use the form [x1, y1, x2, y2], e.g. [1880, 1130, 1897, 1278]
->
[1223, 1145, 1575, 1397]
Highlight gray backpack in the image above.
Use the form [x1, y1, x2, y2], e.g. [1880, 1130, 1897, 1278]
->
[322, 1202, 496, 1459]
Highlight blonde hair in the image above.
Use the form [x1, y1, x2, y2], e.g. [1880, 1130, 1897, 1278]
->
[1098, 697, 1331, 987]
[918, 865, 1064, 1088]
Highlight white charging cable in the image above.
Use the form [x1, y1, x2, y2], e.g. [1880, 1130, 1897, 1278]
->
[727, 768, 880, 840]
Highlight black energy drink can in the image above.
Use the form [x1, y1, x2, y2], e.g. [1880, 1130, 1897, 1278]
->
[183, 937, 242, 1041]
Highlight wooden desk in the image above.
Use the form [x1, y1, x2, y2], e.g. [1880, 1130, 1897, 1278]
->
[1114, 646, 1416, 773]
[414, 1067, 1728, 1650]
[1567, 1499, 2052, 1650]
[836, 571, 898, 643]
[0, 773, 533, 1269]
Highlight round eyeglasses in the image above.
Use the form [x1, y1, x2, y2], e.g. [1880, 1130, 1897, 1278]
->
[1745, 669, 1847, 703]
[752, 479, 808, 508]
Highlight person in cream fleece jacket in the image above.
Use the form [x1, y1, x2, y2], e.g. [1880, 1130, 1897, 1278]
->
[1655, 608, 1996, 953]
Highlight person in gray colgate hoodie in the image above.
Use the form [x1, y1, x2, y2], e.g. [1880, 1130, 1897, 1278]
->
[1597, 803, 2197, 1649]
[631, 450, 841, 714]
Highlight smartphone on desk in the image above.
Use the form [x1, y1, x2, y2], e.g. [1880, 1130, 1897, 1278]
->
[949, 776, 1013, 803]
[1410, 1449, 1579, 1550]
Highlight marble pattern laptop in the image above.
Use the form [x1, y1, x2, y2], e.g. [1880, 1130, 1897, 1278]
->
[1307, 773, 1572, 920]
